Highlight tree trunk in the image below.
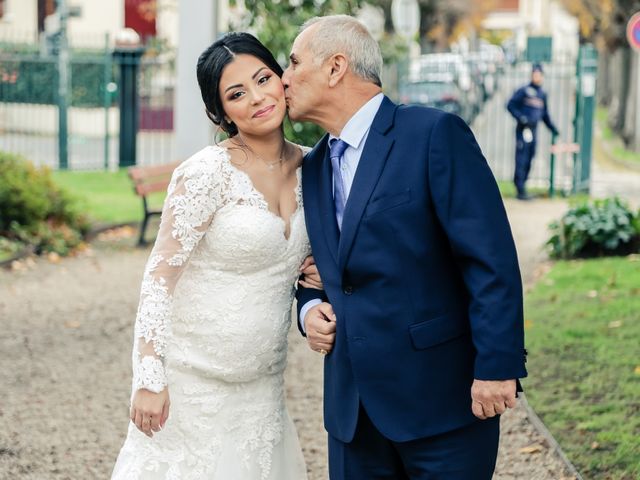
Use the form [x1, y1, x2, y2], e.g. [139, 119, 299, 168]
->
[597, 49, 611, 106]
[623, 50, 639, 149]
[608, 46, 631, 136]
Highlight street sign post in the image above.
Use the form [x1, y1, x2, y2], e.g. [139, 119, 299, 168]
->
[628, 12, 640, 150]
[391, 0, 419, 39]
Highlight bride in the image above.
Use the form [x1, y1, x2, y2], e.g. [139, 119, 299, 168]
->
[111, 32, 326, 479]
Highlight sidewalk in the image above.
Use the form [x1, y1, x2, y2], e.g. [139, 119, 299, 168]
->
[0, 199, 573, 479]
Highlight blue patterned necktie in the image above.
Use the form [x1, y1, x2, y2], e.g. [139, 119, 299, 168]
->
[329, 138, 349, 230]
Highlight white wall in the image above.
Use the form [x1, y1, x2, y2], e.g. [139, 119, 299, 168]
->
[0, 0, 222, 48]
[0, 0, 38, 41]
[67, 0, 124, 47]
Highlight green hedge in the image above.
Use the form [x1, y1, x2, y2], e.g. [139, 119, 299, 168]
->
[0, 151, 90, 255]
[0, 56, 113, 107]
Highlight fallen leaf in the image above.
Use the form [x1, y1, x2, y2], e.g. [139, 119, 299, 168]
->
[587, 290, 598, 298]
[634, 366, 640, 375]
[10, 260, 24, 271]
[64, 320, 81, 329]
[591, 441, 600, 450]
[608, 321, 622, 329]
[47, 252, 61, 263]
[524, 319, 533, 329]
[519, 443, 544, 454]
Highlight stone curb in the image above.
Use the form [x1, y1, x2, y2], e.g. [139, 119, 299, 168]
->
[84, 221, 139, 242]
[0, 244, 34, 268]
[520, 393, 584, 480]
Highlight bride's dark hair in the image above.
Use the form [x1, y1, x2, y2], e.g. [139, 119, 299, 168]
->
[196, 32, 284, 137]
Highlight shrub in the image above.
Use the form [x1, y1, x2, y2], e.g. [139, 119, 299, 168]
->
[547, 197, 640, 259]
[0, 151, 90, 255]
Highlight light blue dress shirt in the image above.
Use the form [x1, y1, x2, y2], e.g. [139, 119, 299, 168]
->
[299, 93, 384, 332]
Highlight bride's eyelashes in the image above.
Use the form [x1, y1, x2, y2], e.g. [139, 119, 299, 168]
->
[226, 74, 273, 102]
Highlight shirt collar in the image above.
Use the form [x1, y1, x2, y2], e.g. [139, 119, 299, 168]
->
[329, 93, 384, 149]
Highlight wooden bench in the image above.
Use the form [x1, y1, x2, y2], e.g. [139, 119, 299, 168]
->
[128, 161, 181, 246]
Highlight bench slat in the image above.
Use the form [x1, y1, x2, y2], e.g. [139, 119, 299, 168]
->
[136, 180, 173, 196]
[128, 161, 181, 183]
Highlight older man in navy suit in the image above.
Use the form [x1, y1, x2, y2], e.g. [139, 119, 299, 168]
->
[283, 15, 527, 479]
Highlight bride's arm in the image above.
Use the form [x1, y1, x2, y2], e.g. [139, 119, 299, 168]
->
[130, 155, 220, 436]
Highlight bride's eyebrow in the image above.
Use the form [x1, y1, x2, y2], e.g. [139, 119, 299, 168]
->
[224, 67, 268, 93]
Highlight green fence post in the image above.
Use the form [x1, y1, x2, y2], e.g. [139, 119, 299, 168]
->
[573, 44, 598, 193]
[57, 0, 70, 170]
[549, 132, 558, 197]
[113, 46, 145, 168]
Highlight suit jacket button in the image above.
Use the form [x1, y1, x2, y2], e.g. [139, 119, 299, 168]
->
[343, 286, 353, 295]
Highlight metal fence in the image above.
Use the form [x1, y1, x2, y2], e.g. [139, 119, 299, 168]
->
[0, 32, 176, 170]
[136, 56, 176, 167]
[1, 31, 583, 191]
[471, 58, 577, 193]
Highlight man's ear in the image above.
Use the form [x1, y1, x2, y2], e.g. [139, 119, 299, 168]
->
[327, 53, 349, 88]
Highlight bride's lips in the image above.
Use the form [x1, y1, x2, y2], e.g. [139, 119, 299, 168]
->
[253, 105, 275, 118]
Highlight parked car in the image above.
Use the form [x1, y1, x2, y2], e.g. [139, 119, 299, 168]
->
[466, 52, 498, 101]
[409, 53, 482, 123]
[398, 79, 472, 123]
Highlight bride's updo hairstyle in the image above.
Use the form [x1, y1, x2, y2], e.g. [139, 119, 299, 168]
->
[197, 32, 284, 137]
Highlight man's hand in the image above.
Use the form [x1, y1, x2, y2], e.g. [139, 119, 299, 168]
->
[304, 302, 336, 354]
[471, 379, 517, 419]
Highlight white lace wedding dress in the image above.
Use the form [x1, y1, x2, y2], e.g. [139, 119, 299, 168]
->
[111, 145, 310, 480]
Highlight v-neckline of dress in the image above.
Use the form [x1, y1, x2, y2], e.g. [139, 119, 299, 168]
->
[217, 146, 303, 243]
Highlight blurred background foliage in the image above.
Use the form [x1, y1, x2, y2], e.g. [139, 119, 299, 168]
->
[228, 0, 501, 146]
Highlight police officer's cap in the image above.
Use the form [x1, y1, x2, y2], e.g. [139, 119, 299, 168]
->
[532, 63, 544, 73]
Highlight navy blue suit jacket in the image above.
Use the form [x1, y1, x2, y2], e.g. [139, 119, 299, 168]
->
[297, 96, 527, 443]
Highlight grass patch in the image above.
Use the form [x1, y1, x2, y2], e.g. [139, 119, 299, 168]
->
[596, 107, 640, 165]
[51, 169, 165, 225]
[0, 237, 27, 263]
[497, 180, 548, 198]
[524, 256, 640, 479]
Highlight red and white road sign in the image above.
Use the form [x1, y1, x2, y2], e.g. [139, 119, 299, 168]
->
[628, 12, 640, 52]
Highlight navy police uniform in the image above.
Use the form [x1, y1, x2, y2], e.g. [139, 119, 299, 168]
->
[507, 64, 558, 198]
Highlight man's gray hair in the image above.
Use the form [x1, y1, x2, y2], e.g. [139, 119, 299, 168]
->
[301, 15, 383, 87]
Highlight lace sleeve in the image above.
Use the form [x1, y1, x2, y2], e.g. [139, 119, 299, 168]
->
[132, 150, 220, 393]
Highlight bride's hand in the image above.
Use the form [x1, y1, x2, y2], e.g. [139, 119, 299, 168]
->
[130, 388, 170, 437]
[299, 255, 323, 290]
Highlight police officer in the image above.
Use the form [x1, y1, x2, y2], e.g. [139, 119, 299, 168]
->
[507, 63, 559, 200]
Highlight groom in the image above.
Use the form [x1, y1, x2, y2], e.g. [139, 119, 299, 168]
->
[284, 15, 527, 479]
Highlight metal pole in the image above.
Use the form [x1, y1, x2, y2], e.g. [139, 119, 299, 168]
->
[549, 132, 557, 197]
[636, 51, 640, 151]
[57, 0, 70, 170]
[103, 33, 112, 171]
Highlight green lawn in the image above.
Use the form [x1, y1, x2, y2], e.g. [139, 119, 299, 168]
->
[524, 256, 640, 479]
[596, 107, 640, 166]
[52, 169, 165, 225]
[497, 180, 549, 199]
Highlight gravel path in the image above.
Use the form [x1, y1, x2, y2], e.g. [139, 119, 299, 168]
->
[0, 199, 576, 479]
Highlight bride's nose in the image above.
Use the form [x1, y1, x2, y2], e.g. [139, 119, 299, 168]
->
[249, 88, 265, 105]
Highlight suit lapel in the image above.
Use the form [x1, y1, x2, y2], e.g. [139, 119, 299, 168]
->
[338, 97, 396, 272]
